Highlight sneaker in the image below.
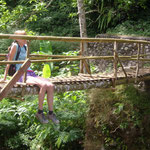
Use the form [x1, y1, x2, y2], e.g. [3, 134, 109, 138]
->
[47, 113, 60, 124]
[36, 113, 49, 124]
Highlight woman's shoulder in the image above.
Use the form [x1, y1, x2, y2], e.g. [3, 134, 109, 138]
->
[24, 44, 27, 48]
[8, 42, 19, 54]
[11, 42, 18, 48]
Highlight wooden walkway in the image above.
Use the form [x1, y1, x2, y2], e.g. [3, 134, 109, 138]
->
[0, 34, 150, 100]
[0, 68, 150, 99]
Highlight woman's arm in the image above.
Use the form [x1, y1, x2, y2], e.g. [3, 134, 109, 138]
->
[4, 44, 17, 80]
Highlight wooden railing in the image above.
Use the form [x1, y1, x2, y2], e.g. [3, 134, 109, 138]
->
[0, 34, 150, 83]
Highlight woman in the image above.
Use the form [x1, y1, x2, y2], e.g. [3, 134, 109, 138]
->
[4, 30, 59, 124]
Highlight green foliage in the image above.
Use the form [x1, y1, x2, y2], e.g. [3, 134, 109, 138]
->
[29, 39, 79, 77]
[25, 0, 79, 36]
[30, 40, 53, 76]
[85, 0, 150, 34]
[0, 90, 87, 150]
[0, 0, 48, 31]
[1, 0, 150, 37]
[86, 84, 150, 149]
[107, 11, 150, 36]
[0, 39, 13, 53]
[50, 41, 79, 55]
[55, 50, 79, 77]
[42, 64, 51, 78]
[40, 40, 52, 54]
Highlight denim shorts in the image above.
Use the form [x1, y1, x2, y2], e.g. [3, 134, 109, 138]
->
[18, 70, 38, 82]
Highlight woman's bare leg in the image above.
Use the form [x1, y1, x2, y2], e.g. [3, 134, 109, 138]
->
[26, 76, 59, 124]
[26, 77, 47, 110]
[35, 76, 54, 111]
[38, 84, 47, 110]
[46, 84, 54, 111]
[25, 76, 50, 124]
[34, 76, 59, 124]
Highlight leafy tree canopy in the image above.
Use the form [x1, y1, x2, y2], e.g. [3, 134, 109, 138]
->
[0, 0, 150, 36]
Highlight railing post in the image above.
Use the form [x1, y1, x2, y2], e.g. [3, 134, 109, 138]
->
[79, 42, 91, 74]
[141, 43, 145, 68]
[79, 42, 84, 73]
[135, 43, 141, 83]
[113, 41, 118, 86]
[115, 52, 128, 81]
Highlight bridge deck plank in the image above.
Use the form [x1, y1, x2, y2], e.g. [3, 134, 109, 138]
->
[0, 67, 150, 99]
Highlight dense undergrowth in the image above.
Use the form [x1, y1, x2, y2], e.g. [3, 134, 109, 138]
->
[0, 40, 85, 149]
[85, 84, 150, 150]
[0, 91, 87, 150]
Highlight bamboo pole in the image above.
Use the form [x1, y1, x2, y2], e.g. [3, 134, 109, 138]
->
[0, 54, 6, 57]
[0, 54, 80, 58]
[29, 57, 50, 60]
[141, 44, 145, 68]
[79, 41, 91, 74]
[2, 56, 150, 65]
[0, 54, 81, 61]
[135, 43, 141, 83]
[80, 42, 84, 73]
[1, 53, 150, 60]
[0, 34, 150, 44]
[115, 53, 128, 80]
[113, 41, 118, 86]
[83, 60, 91, 74]
[0, 55, 131, 61]
[30, 54, 80, 58]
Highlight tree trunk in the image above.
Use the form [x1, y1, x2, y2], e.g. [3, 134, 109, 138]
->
[77, 0, 87, 38]
[77, 0, 90, 73]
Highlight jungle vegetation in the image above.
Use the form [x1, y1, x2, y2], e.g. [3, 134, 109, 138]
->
[1, 0, 150, 149]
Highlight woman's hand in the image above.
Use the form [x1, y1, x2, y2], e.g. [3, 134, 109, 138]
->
[0, 78, 6, 83]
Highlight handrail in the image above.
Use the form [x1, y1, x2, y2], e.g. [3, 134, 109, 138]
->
[0, 56, 150, 65]
[0, 34, 150, 44]
[1, 53, 150, 58]
[0, 34, 150, 85]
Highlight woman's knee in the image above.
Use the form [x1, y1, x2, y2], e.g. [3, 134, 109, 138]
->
[39, 83, 47, 89]
[46, 83, 54, 90]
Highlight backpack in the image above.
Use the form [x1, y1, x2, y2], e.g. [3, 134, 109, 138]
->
[7, 42, 26, 76]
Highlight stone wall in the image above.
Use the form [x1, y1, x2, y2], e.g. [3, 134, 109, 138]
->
[87, 34, 150, 72]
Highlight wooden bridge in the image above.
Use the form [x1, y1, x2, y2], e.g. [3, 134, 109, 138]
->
[0, 34, 150, 100]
